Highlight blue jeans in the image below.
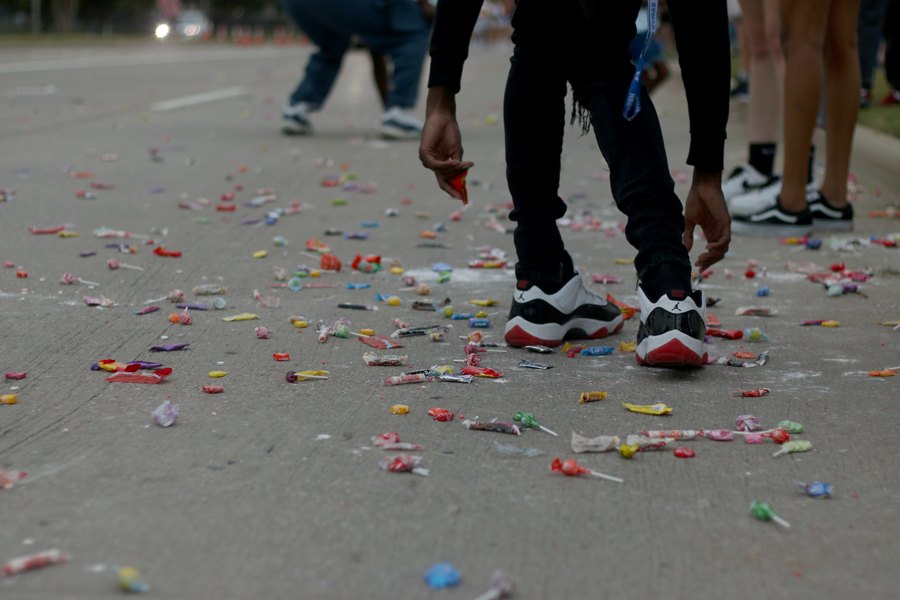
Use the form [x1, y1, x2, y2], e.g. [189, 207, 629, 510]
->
[281, 0, 431, 109]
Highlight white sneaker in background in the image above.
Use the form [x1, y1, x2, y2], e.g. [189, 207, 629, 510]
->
[381, 107, 423, 140]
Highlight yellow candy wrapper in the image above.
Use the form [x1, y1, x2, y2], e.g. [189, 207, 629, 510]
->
[253, 250, 267, 259]
[390, 404, 410, 414]
[579, 392, 608, 404]
[469, 299, 499, 306]
[619, 444, 638, 458]
[622, 402, 672, 415]
[822, 320, 840, 327]
[208, 371, 227, 378]
[222, 313, 260, 322]
[1, 394, 18, 405]
[619, 340, 637, 353]
[295, 370, 329, 380]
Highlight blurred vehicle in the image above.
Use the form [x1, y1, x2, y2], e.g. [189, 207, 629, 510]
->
[155, 9, 212, 40]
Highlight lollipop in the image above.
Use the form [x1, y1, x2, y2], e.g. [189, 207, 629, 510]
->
[550, 457, 623, 483]
[750, 500, 790, 528]
[472, 570, 516, 600]
[773, 440, 812, 457]
[513, 412, 558, 436]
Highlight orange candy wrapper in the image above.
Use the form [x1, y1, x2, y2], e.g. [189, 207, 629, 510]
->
[448, 171, 468, 205]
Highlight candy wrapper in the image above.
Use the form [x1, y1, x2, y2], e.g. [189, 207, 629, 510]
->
[773, 440, 812, 457]
[495, 441, 547, 457]
[1, 549, 70, 577]
[363, 352, 408, 366]
[149, 343, 189, 352]
[550, 457, 623, 483]
[439, 373, 474, 384]
[465, 353, 483, 367]
[514, 412, 557, 436]
[764, 429, 791, 443]
[734, 388, 770, 397]
[106, 367, 172, 384]
[708, 329, 743, 339]
[372, 432, 422, 451]
[571, 432, 620, 453]
[1, 394, 18, 405]
[778, 420, 803, 433]
[459, 366, 504, 378]
[462, 420, 521, 435]
[735, 307, 778, 316]
[379, 454, 429, 476]
[424, 562, 461, 589]
[673, 447, 695, 458]
[582, 346, 615, 356]
[524, 345, 554, 353]
[390, 404, 409, 414]
[472, 571, 516, 600]
[360, 335, 404, 350]
[624, 435, 676, 452]
[579, 391, 608, 403]
[383, 373, 433, 386]
[744, 327, 769, 342]
[428, 407, 454, 421]
[177, 310, 193, 325]
[796, 481, 833, 498]
[0, 470, 27, 489]
[704, 429, 734, 441]
[717, 352, 769, 368]
[641, 429, 701, 440]
[118, 566, 150, 593]
[202, 385, 224, 394]
[5, 372, 26, 380]
[83, 295, 115, 307]
[622, 402, 672, 415]
[152, 400, 178, 427]
[448, 171, 469, 204]
[519, 360, 552, 369]
[734, 414, 762, 432]
[255, 326, 271, 339]
[221, 313, 260, 322]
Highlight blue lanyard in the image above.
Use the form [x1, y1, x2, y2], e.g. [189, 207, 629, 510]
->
[622, 0, 659, 121]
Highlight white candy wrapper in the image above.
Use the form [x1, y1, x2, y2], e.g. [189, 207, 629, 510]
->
[571, 432, 620, 453]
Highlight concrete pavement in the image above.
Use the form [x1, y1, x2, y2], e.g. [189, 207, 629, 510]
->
[1, 40, 900, 599]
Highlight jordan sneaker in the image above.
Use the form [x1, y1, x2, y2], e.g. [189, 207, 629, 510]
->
[635, 283, 707, 367]
[504, 272, 624, 348]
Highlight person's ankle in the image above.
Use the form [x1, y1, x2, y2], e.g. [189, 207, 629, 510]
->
[817, 190, 848, 209]
[778, 192, 809, 213]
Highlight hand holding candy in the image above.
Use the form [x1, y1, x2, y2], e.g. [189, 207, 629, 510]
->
[550, 457, 623, 483]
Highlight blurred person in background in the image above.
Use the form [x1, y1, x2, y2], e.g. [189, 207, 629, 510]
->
[858, 0, 900, 107]
[723, 0, 789, 216]
[280, 0, 434, 139]
[733, 0, 861, 235]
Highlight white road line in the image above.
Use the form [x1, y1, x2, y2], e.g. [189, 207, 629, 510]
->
[0, 47, 298, 75]
[151, 86, 248, 111]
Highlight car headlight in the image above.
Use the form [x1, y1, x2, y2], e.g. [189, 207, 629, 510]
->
[155, 24, 170, 38]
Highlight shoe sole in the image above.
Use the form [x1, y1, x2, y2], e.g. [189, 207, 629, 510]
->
[504, 316, 624, 348]
[282, 123, 311, 135]
[731, 220, 812, 237]
[381, 125, 421, 140]
[636, 331, 706, 367]
[812, 219, 853, 232]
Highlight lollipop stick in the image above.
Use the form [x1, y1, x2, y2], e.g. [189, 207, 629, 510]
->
[144, 295, 167, 304]
[295, 374, 329, 380]
[589, 470, 624, 483]
[472, 589, 502, 600]
[120, 263, 144, 271]
[772, 515, 791, 529]
[539, 425, 558, 437]
[78, 278, 100, 286]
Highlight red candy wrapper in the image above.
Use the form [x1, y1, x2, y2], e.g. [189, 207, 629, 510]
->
[5, 372, 26, 380]
[153, 247, 182, 258]
[428, 407, 454, 421]
[105, 367, 173, 384]
[2, 549, 70, 577]
[379, 454, 429, 476]
[459, 366, 504, 378]
[673, 447, 695, 458]
[202, 385, 224, 394]
[0, 469, 27, 489]
[448, 171, 468, 205]
[709, 329, 743, 339]
[733, 388, 770, 397]
[372, 432, 422, 450]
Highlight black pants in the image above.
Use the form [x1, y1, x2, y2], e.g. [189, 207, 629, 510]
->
[504, 0, 690, 285]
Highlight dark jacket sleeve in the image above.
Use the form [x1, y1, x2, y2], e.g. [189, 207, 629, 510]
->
[427, 0, 485, 92]
[667, 0, 731, 172]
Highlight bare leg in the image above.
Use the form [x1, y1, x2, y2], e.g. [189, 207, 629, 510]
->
[780, 0, 829, 211]
[819, 0, 862, 207]
[739, 0, 784, 144]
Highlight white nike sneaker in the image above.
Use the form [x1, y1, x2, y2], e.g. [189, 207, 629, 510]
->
[282, 100, 314, 135]
[722, 164, 774, 201]
[504, 272, 624, 348]
[381, 107, 423, 140]
[635, 283, 707, 367]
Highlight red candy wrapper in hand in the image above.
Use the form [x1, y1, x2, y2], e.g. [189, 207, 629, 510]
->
[448, 171, 468, 205]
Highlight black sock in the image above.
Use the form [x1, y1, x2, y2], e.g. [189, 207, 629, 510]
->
[748, 143, 776, 177]
[641, 261, 692, 303]
[527, 252, 575, 294]
[807, 145, 815, 184]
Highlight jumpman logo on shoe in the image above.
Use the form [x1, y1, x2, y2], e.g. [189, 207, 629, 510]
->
[516, 292, 526, 302]
[672, 302, 681, 312]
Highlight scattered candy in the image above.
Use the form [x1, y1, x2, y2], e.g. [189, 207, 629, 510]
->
[579, 391, 607, 403]
[550, 457, 623, 483]
[428, 407, 454, 421]
[735, 415, 762, 432]
[778, 420, 803, 433]
[673, 447, 695, 458]
[424, 561, 460, 589]
[622, 403, 672, 415]
[118, 566, 150, 593]
[734, 388, 770, 397]
[0, 470, 27, 489]
[462, 420, 521, 435]
[773, 440, 812, 457]
[202, 385, 224, 394]
[796, 481, 833, 498]
[380, 454, 429, 476]
[152, 401, 178, 427]
[390, 404, 409, 414]
[1, 549, 70, 576]
[571, 432, 620, 453]
[750, 500, 790, 528]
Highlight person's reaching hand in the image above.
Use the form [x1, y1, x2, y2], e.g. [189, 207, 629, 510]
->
[683, 169, 731, 272]
[419, 86, 474, 201]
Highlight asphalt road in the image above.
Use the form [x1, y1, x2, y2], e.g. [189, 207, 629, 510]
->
[1, 40, 899, 599]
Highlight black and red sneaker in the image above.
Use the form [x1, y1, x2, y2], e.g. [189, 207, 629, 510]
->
[504, 272, 624, 348]
[635, 283, 707, 367]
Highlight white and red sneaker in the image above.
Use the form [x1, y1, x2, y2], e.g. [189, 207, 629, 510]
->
[635, 283, 707, 367]
[504, 272, 624, 348]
